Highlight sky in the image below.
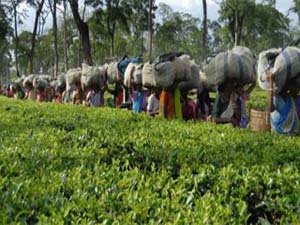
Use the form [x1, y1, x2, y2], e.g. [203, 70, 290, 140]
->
[19, 0, 298, 32]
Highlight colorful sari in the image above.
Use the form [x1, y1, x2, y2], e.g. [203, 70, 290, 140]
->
[159, 86, 182, 119]
[271, 95, 299, 135]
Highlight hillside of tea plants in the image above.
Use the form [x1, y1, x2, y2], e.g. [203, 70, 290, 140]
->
[0, 97, 299, 224]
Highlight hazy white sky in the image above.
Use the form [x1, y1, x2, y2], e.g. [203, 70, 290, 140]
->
[19, 0, 298, 31]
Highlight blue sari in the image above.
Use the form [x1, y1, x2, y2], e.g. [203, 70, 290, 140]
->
[132, 91, 145, 113]
[271, 95, 299, 135]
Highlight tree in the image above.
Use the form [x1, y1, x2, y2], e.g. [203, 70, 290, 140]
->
[17, 31, 32, 74]
[243, 3, 290, 52]
[69, 0, 93, 65]
[148, 0, 153, 61]
[88, 0, 133, 57]
[293, 0, 300, 20]
[154, 3, 201, 61]
[11, 0, 24, 77]
[0, 3, 12, 82]
[28, 0, 46, 74]
[48, 0, 59, 77]
[215, 0, 290, 53]
[202, 0, 207, 58]
[219, 0, 256, 46]
[62, 0, 68, 71]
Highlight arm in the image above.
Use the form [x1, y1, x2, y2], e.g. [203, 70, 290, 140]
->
[245, 80, 256, 95]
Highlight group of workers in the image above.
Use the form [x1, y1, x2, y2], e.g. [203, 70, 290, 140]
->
[2, 70, 300, 135]
[0, 76, 258, 130]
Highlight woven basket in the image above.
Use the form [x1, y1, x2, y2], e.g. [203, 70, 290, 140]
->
[250, 109, 271, 132]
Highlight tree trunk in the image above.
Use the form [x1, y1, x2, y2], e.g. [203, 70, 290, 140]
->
[28, 0, 45, 74]
[202, 0, 207, 59]
[234, 0, 238, 47]
[110, 33, 115, 57]
[148, 0, 153, 62]
[49, 0, 59, 78]
[63, 0, 69, 72]
[107, 18, 116, 58]
[13, 2, 20, 77]
[69, 0, 93, 66]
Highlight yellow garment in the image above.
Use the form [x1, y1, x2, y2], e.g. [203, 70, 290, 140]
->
[174, 86, 183, 120]
[159, 85, 182, 120]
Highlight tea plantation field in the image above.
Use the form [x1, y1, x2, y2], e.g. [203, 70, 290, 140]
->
[0, 97, 299, 224]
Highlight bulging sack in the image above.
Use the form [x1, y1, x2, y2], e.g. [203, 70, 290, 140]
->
[153, 61, 175, 88]
[124, 63, 136, 87]
[81, 64, 105, 89]
[23, 74, 37, 89]
[152, 53, 192, 88]
[258, 47, 300, 94]
[142, 62, 156, 88]
[118, 57, 143, 78]
[57, 73, 66, 89]
[133, 64, 143, 85]
[39, 75, 52, 82]
[179, 60, 200, 92]
[204, 46, 256, 87]
[178, 55, 191, 81]
[231, 46, 256, 83]
[33, 77, 48, 89]
[66, 68, 82, 90]
[14, 77, 25, 88]
[107, 62, 119, 84]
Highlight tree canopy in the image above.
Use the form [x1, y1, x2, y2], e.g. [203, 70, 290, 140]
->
[0, 0, 299, 82]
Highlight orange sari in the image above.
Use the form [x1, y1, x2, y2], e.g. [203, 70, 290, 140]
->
[159, 86, 182, 119]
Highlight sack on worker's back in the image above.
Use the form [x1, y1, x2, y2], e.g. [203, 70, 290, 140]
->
[152, 52, 192, 88]
[179, 60, 200, 92]
[152, 60, 175, 88]
[57, 73, 66, 89]
[23, 74, 37, 89]
[107, 62, 119, 84]
[133, 64, 143, 85]
[81, 63, 105, 90]
[142, 62, 156, 88]
[204, 46, 256, 87]
[258, 47, 300, 94]
[33, 77, 48, 89]
[66, 68, 82, 90]
[124, 63, 136, 88]
[118, 56, 143, 78]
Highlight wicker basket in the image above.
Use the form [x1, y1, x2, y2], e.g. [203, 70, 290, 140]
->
[250, 109, 271, 132]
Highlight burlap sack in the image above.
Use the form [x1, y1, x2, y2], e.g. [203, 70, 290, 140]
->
[153, 61, 175, 88]
[33, 77, 48, 89]
[142, 62, 156, 88]
[178, 60, 200, 92]
[133, 64, 143, 85]
[258, 47, 300, 94]
[107, 62, 119, 84]
[23, 74, 37, 89]
[57, 73, 66, 89]
[124, 63, 136, 87]
[81, 64, 105, 90]
[66, 68, 82, 91]
[204, 46, 255, 87]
